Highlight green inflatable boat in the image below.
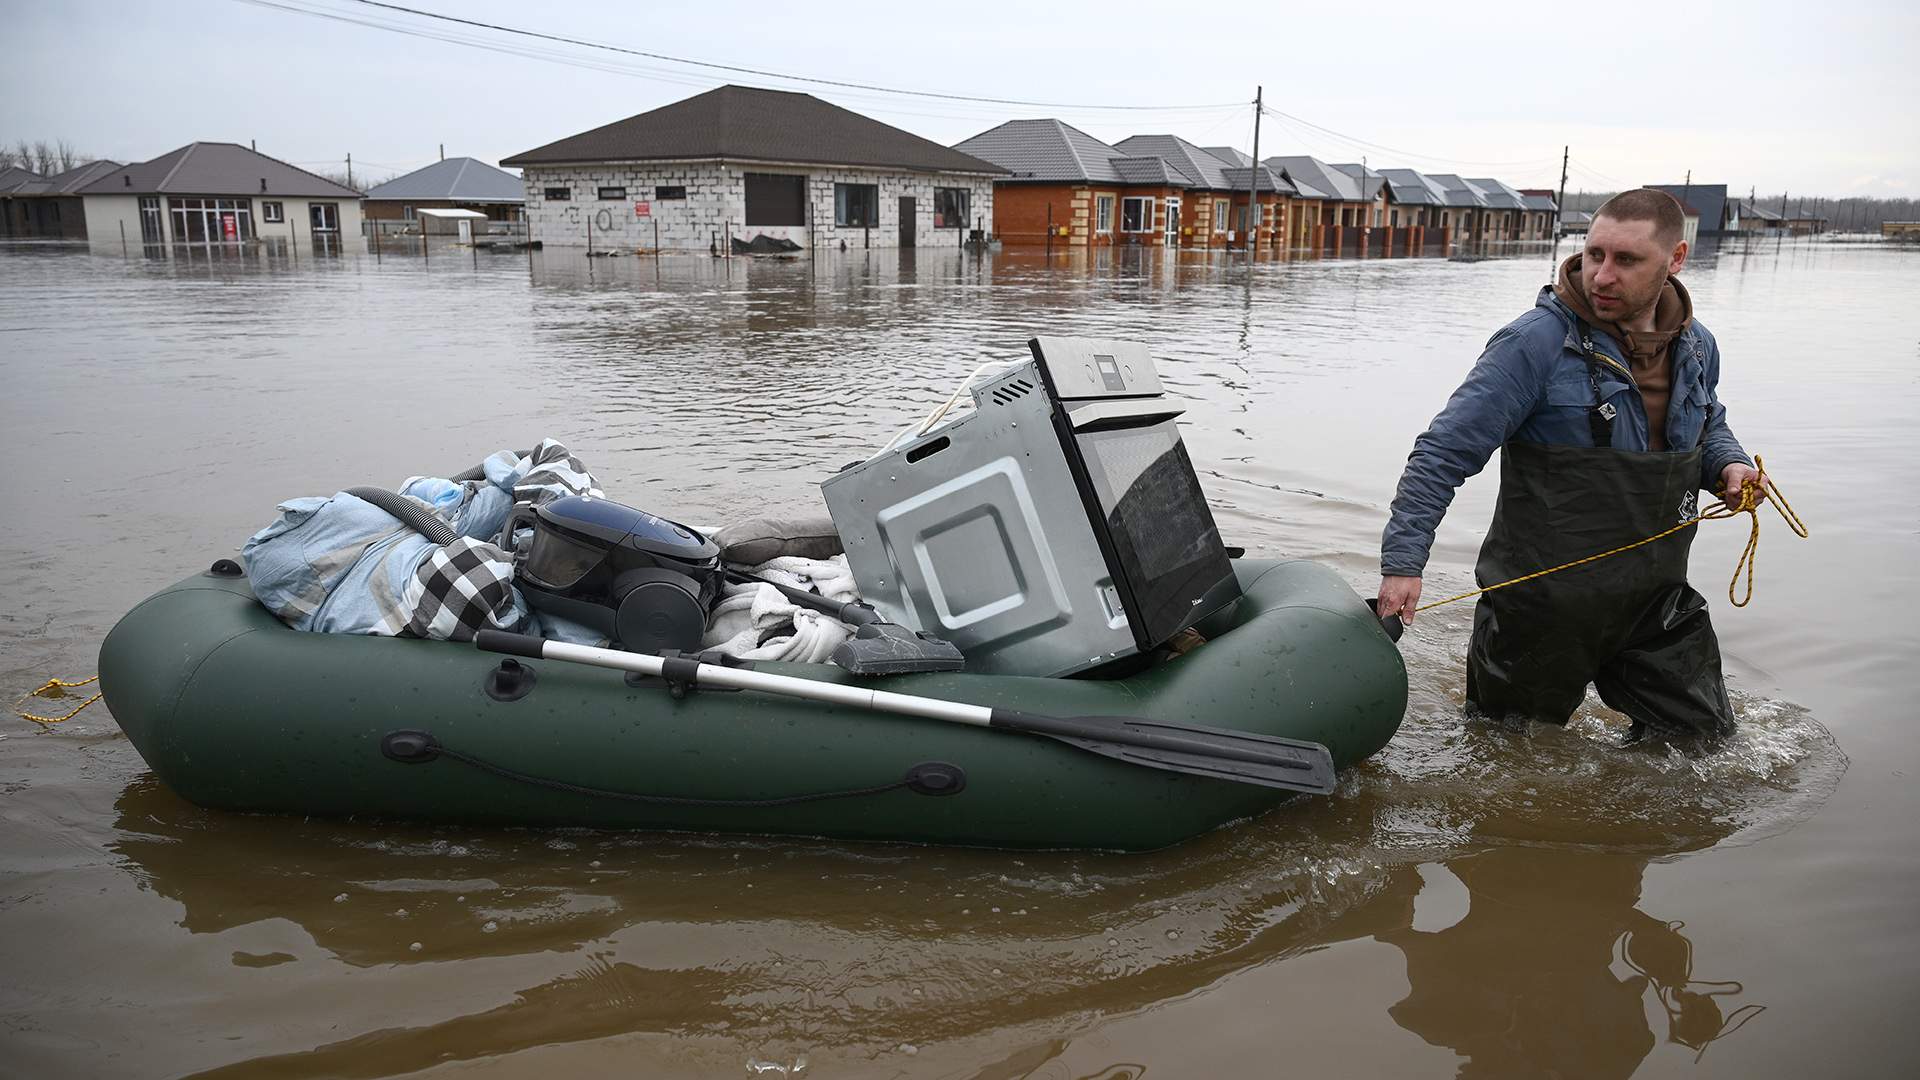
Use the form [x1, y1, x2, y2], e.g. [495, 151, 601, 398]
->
[98, 557, 1405, 851]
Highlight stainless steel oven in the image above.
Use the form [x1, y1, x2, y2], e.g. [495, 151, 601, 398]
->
[822, 336, 1238, 677]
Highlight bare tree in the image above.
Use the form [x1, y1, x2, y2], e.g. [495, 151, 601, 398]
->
[56, 139, 79, 173]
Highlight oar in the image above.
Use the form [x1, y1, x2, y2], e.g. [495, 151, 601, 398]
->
[473, 631, 1336, 795]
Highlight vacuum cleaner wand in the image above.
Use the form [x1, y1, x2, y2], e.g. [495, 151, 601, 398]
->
[724, 570, 965, 675]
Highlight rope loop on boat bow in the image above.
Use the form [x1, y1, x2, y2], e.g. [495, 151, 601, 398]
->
[14, 675, 103, 725]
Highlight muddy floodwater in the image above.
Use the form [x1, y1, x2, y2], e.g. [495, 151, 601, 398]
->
[1, 236, 1913, 1078]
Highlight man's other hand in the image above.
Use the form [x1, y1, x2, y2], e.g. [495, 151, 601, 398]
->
[1377, 575, 1424, 626]
[1719, 462, 1768, 512]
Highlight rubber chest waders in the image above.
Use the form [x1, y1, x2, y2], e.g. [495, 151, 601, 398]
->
[1465, 337, 1737, 743]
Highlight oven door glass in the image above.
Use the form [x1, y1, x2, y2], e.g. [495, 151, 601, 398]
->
[1071, 417, 1235, 647]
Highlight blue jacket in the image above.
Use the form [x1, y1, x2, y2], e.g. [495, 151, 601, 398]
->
[1380, 285, 1751, 577]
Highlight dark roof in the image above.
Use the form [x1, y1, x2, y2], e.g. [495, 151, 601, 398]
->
[1464, 177, 1526, 210]
[1330, 163, 1388, 201]
[1221, 166, 1295, 195]
[364, 157, 525, 203]
[1520, 193, 1558, 212]
[1647, 183, 1729, 232]
[1377, 168, 1449, 206]
[1111, 156, 1182, 185]
[1426, 173, 1489, 208]
[1202, 146, 1252, 168]
[954, 118, 1123, 183]
[0, 165, 42, 194]
[78, 143, 361, 198]
[507, 84, 1005, 175]
[1113, 135, 1236, 189]
[1263, 156, 1356, 201]
[1737, 201, 1782, 222]
[13, 160, 122, 197]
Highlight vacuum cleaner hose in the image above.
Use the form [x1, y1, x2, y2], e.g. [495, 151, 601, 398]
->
[345, 486, 458, 547]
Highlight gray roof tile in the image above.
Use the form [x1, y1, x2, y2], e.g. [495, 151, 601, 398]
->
[364, 157, 526, 202]
[1113, 135, 1234, 189]
[955, 118, 1124, 183]
[79, 143, 361, 198]
[1263, 156, 1361, 202]
[507, 85, 1004, 175]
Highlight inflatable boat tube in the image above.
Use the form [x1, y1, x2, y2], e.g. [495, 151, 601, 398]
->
[98, 558, 1406, 851]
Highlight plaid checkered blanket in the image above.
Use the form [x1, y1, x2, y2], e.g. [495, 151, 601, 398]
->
[242, 440, 603, 642]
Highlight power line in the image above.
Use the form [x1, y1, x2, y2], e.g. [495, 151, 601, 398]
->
[270, 0, 1243, 112]
[1259, 106, 1558, 170]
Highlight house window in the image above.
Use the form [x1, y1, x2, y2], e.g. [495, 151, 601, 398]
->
[168, 197, 253, 242]
[139, 196, 163, 242]
[262, 201, 284, 223]
[834, 183, 880, 228]
[402, 205, 415, 221]
[1390, 209, 1399, 228]
[746, 173, 807, 226]
[1214, 199, 1229, 232]
[933, 187, 969, 229]
[1120, 196, 1153, 233]
[543, 187, 570, 201]
[655, 186, 686, 200]
[1095, 194, 1114, 233]
[597, 186, 627, 200]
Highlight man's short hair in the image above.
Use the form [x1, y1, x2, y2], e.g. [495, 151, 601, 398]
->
[1595, 188, 1686, 247]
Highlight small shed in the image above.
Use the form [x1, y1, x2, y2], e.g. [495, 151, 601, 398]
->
[415, 207, 488, 239]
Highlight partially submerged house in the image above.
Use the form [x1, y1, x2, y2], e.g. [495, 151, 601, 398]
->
[956, 121, 1291, 250]
[2, 160, 120, 239]
[1265, 156, 1383, 252]
[79, 142, 363, 246]
[1517, 190, 1560, 239]
[503, 85, 1004, 251]
[362, 157, 525, 227]
[1113, 134, 1292, 249]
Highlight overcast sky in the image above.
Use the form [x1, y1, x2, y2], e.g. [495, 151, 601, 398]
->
[6, 0, 1916, 199]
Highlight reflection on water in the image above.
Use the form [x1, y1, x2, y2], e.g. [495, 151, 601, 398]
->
[0, 237, 1903, 1076]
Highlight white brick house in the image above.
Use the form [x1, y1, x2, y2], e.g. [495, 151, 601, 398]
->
[504, 86, 1004, 253]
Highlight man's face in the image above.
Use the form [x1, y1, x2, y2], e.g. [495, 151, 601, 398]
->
[1582, 215, 1687, 324]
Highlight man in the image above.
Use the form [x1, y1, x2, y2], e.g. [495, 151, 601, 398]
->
[1377, 189, 1763, 743]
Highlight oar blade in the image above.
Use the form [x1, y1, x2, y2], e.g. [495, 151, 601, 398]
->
[1047, 718, 1337, 795]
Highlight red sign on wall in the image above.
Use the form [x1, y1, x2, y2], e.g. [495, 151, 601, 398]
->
[634, 201, 651, 218]
[221, 213, 237, 239]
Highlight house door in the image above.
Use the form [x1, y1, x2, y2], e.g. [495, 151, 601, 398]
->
[898, 196, 915, 247]
[1164, 197, 1181, 244]
[309, 202, 339, 233]
[457, 219, 473, 243]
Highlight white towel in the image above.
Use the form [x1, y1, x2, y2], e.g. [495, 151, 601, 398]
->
[701, 554, 859, 663]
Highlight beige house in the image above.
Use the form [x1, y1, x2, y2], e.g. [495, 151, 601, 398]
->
[81, 142, 363, 250]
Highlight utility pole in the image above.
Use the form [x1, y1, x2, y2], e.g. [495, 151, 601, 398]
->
[1555, 145, 1569, 238]
[1246, 85, 1262, 263]
[346, 153, 352, 189]
[439, 143, 445, 162]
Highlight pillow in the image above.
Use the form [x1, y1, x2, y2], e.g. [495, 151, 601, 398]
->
[711, 514, 843, 564]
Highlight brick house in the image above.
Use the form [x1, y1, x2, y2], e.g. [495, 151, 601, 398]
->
[1517, 190, 1561, 239]
[1266, 157, 1399, 254]
[502, 85, 1003, 252]
[956, 121, 1292, 250]
[1113, 135, 1292, 249]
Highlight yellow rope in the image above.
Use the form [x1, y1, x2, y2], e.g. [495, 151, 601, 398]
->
[14, 675, 103, 725]
[1417, 455, 1807, 613]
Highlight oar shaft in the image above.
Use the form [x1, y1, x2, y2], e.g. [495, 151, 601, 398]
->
[527, 638, 992, 727]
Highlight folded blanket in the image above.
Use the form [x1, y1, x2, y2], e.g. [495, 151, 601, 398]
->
[702, 555, 859, 662]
